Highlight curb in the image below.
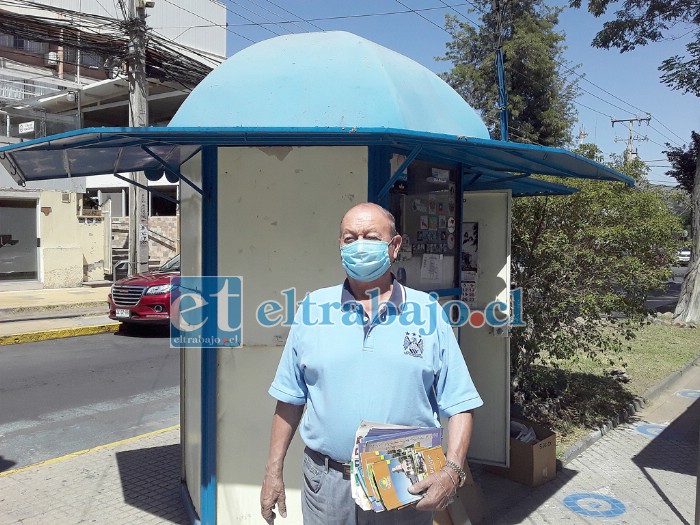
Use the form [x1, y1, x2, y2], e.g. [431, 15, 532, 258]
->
[559, 353, 700, 465]
[0, 424, 179, 477]
[0, 323, 120, 346]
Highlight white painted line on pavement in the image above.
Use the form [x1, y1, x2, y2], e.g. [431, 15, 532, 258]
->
[0, 386, 179, 437]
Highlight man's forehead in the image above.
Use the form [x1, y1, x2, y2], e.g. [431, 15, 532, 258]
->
[341, 207, 390, 230]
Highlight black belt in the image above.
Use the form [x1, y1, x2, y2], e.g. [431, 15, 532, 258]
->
[306, 447, 351, 479]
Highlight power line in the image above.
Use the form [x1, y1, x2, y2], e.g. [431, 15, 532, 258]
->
[258, 0, 324, 31]
[558, 61, 650, 116]
[648, 124, 682, 148]
[228, 1, 292, 35]
[435, 0, 480, 28]
[655, 119, 687, 144]
[158, 0, 258, 43]
[199, 0, 283, 37]
[274, 1, 684, 152]
[237, 0, 308, 34]
[573, 99, 613, 119]
[632, 130, 665, 148]
[563, 72, 645, 116]
[393, 0, 451, 33]
[226, 4, 479, 27]
[550, 54, 684, 147]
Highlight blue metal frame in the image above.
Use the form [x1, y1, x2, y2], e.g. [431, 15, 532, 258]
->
[112, 173, 180, 204]
[376, 145, 422, 201]
[200, 146, 218, 525]
[141, 145, 204, 195]
[368, 145, 392, 207]
[429, 288, 462, 297]
[0, 126, 635, 187]
[496, 48, 509, 141]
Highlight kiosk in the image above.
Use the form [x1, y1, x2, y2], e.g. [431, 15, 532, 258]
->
[0, 31, 632, 525]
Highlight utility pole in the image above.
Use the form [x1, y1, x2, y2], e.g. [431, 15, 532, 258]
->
[127, 0, 152, 275]
[612, 114, 651, 163]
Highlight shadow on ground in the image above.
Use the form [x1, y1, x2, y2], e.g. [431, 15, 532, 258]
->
[473, 462, 580, 524]
[475, 368, 641, 523]
[0, 455, 16, 473]
[632, 397, 699, 525]
[116, 444, 189, 524]
[516, 366, 637, 432]
[114, 323, 171, 339]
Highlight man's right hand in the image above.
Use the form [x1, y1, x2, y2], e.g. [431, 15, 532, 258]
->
[260, 471, 287, 524]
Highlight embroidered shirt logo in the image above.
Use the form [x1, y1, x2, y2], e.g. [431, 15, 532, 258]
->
[403, 332, 424, 358]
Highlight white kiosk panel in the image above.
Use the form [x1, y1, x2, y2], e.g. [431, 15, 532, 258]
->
[460, 191, 511, 466]
[215, 146, 368, 524]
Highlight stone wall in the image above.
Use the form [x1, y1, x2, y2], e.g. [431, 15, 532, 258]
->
[111, 216, 178, 267]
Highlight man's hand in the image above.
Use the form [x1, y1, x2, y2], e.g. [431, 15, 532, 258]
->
[260, 402, 304, 524]
[407, 470, 456, 512]
[260, 471, 287, 524]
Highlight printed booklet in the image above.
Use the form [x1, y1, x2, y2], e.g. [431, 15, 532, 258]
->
[350, 421, 446, 512]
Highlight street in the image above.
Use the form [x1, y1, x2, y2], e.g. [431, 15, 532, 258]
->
[646, 266, 688, 312]
[0, 328, 179, 472]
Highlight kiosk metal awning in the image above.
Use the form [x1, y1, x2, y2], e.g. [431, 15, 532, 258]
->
[0, 127, 633, 196]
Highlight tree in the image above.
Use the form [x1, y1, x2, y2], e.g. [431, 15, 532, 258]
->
[570, 0, 700, 96]
[510, 146, 683, 404]
[441, 7, 684, 410]
[440, 0, 577, 146]
[665, 132, 700, 322]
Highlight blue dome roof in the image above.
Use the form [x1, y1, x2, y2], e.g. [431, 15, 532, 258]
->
[170, 31, 489, 138]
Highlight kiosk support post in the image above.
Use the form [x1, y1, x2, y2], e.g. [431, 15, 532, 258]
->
[368, 146, 392, 207]
[201, 145, 219, 524]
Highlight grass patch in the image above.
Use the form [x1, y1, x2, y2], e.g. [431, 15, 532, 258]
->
[519, 323, 699, 458]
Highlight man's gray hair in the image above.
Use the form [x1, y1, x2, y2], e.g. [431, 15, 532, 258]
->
[340, 203, 398, 237]
[381, 207, 398, 237]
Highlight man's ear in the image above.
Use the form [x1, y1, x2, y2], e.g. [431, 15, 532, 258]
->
[390, 235, 402, 260]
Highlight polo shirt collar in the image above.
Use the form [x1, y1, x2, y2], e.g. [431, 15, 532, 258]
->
[341, 275, 404, 313]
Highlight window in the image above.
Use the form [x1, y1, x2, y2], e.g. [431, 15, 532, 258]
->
[150, 187, 177, 217]
[0, 33, 48, 54]
[0, 199, 38, 281]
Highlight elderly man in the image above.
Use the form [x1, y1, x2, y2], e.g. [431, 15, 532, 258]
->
[260, 202, 482, 525]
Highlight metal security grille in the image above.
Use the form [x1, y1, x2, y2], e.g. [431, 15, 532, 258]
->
[112, 285, 145, 306]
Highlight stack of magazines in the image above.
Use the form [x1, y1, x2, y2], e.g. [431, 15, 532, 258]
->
[351, 420, 446, 512]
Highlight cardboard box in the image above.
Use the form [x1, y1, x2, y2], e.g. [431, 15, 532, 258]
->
[447, 463, 484, 525]
[484, 419, 557, 487]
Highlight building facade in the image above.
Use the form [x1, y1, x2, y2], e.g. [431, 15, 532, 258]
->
[0, 0, 225, 289]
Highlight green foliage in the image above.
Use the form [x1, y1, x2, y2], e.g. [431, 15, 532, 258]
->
[664, 131, 699, 193]
[569, 0, 700, 96]
[440, 0, 577, 146]
[510, 144, 684, 402]
[660, 41, 700, 96]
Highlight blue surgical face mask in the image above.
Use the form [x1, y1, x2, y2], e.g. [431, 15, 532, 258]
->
[340, 239, 392, 282]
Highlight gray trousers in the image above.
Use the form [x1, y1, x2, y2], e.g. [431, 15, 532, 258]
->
[301, 448, 434, 525]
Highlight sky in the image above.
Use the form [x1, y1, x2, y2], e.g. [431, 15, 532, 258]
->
[221, 0, 698, 185]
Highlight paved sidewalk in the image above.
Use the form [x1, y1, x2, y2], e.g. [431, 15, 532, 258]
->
[0, 364, 696, 524]
[477, 362, 699, 524]
[0, 287, 118, 344]
[0, 427, 187, 525]
[0, 287, 110, 313]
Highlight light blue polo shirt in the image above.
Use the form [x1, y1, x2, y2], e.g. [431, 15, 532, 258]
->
[269, 279, 483, 462]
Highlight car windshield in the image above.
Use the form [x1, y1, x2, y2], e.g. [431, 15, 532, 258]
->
[159, 254, 180, 272]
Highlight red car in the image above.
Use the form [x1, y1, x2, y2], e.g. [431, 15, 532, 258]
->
[108, 254, 180, 324]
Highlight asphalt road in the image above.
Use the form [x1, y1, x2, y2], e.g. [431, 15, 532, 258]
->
[646, 266, 688, 313]
[0, 327, 179, 472]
